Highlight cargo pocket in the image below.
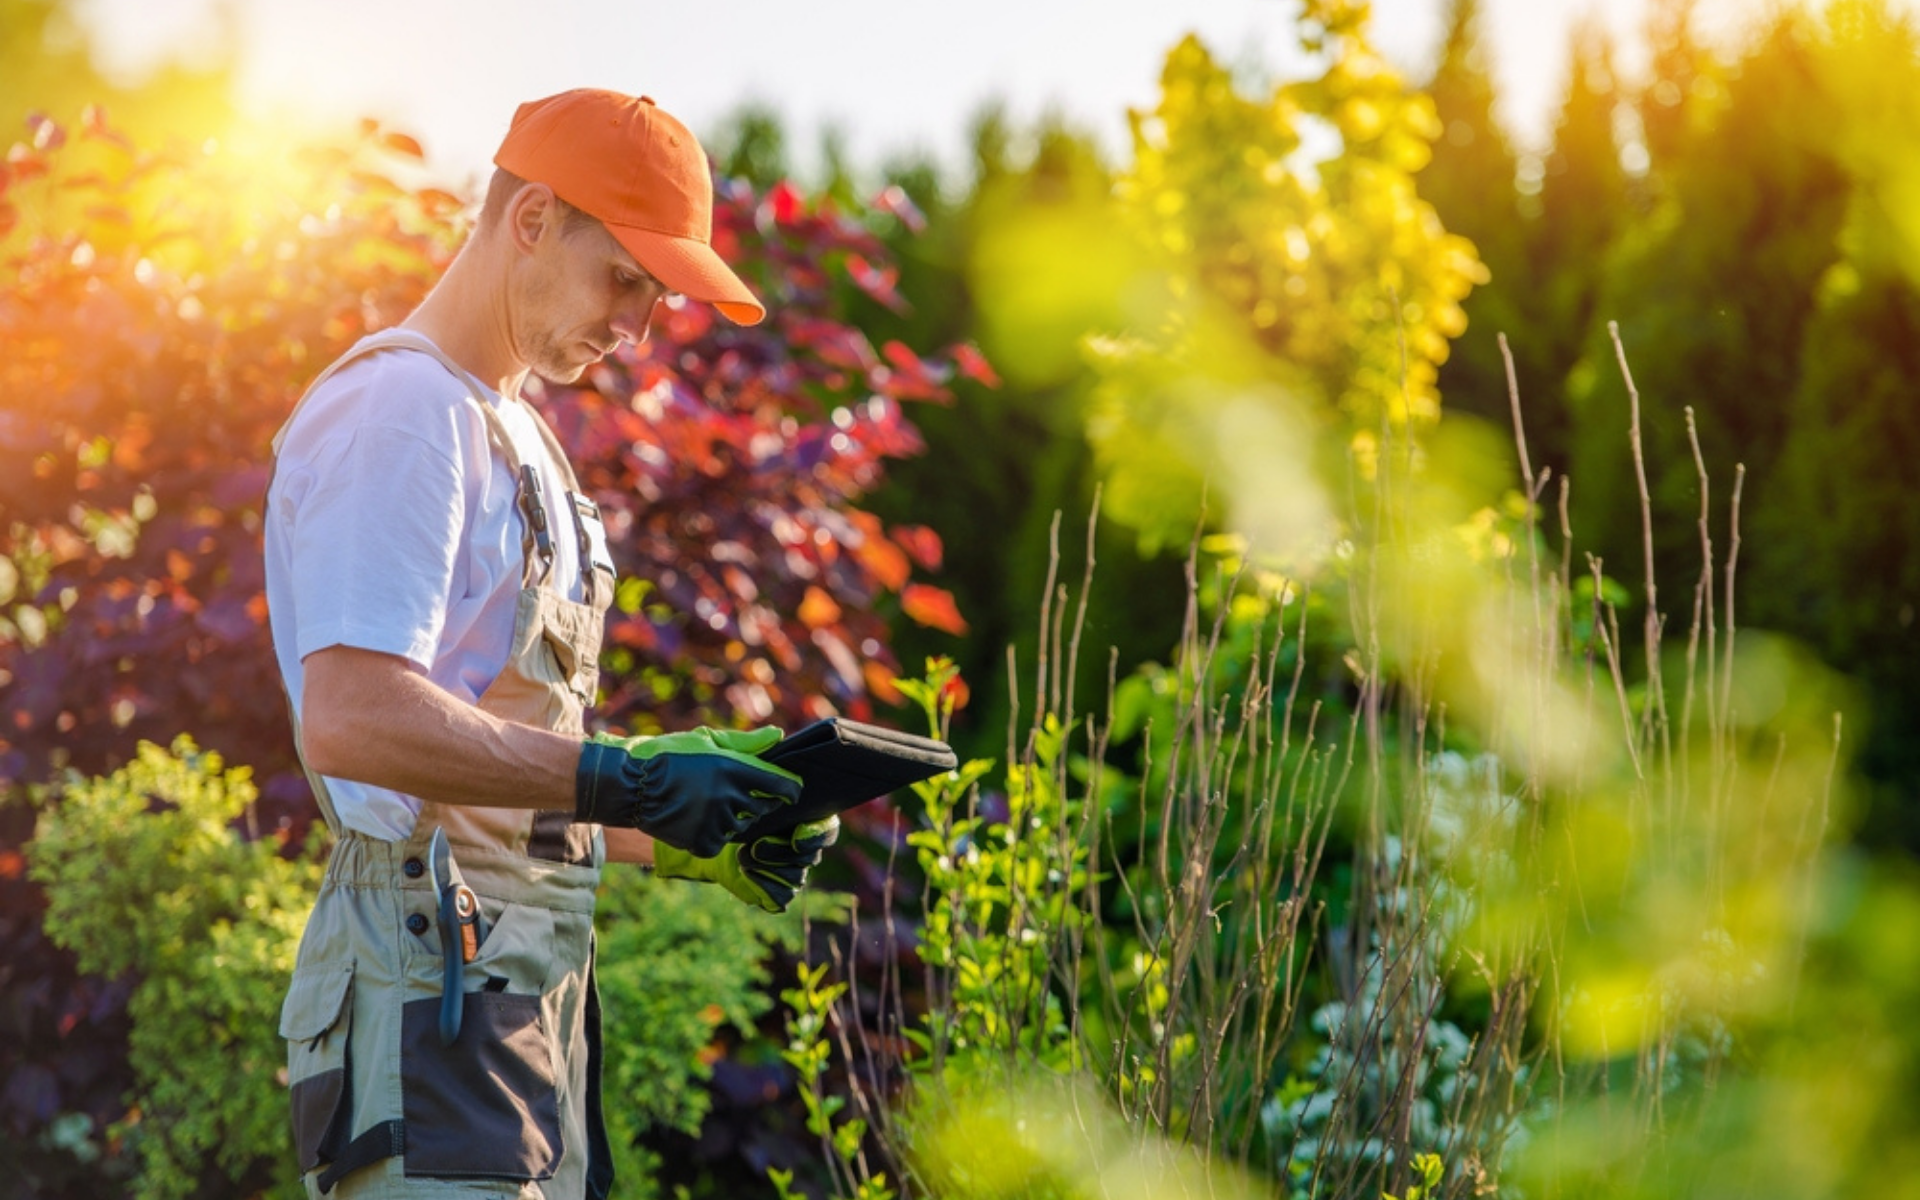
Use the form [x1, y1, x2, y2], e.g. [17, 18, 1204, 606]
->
[279, 960, 355, 1174]
[398, 901, 564, 1181]
[400, 991, 561, 1181]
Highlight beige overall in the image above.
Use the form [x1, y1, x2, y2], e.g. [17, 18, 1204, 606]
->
[272, 331, 617, 1199]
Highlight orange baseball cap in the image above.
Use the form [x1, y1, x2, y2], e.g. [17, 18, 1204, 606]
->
[493, 88, 764, 325]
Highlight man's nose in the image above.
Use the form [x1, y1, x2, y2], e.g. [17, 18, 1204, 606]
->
[610, 289, 665, 347]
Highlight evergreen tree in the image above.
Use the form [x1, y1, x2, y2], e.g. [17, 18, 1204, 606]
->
[1564, 9, 1847, 602]
[707, 103, 791, 190]
[1418, 0, 1537, 434]
[1636, 0, 1714, 174]
[1750, 0, 1920, 846]
[1761, 271, 1920, 843]
[1527, 19, 1629, 475]
[863, 110, 1188, 761]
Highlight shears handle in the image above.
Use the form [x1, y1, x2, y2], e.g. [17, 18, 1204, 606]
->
[438, 884, 465, 1045]
[437, 884, 488, 1045]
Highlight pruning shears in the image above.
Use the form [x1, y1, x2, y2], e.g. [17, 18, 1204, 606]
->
[429, 826, 487, 1045]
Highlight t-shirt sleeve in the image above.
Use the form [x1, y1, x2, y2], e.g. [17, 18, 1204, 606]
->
[284, 424, 467, 670]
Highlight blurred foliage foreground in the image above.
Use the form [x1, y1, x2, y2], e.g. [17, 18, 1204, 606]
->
[12, 4, 1920, 1200]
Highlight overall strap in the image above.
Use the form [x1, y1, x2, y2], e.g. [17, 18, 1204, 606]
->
[375, 342, 583, 590]
[268, 330, 551, 838]
[511, 397, 617, 606]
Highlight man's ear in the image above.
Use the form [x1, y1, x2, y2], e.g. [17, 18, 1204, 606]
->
[503, 181, 559, 255]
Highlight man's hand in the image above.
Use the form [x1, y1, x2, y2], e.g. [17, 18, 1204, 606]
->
[575, 727, 802, 857]
[654, 818, 839, 913]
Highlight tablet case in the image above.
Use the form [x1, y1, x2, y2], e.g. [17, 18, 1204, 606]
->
[743, 717, 958, 839]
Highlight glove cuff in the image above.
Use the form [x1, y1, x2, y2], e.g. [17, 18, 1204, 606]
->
[574, 740, 619, 823]
[576, 740, 672, 826]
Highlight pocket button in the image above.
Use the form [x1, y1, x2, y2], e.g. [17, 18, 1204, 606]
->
[406, 913, 430, 936]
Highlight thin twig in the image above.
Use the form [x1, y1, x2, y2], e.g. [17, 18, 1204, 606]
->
[1610, 321, 1666, 763]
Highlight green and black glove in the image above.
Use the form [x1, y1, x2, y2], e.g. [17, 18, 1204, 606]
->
[575, 726, 802, 857]
[654, 817, 840, 913]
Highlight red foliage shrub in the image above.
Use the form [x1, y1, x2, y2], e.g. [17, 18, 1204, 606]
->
[550, 175, 969, 735]
[0, 108, 458, 1186]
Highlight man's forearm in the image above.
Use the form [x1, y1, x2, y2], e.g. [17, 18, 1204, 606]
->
[602, 827, 656, 865]
[300, 645, 579, 811]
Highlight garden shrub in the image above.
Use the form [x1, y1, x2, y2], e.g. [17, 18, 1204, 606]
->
[594, 865, 813, 1198]
[27, 738, 319, 1200]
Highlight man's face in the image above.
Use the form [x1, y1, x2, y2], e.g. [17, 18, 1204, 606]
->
[516, 209, 672, 384]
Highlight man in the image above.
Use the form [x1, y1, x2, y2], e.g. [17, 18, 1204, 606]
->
[266, 89, 833, 1199]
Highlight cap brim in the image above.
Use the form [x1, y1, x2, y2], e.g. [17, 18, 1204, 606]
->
[608, 225, 765, 326]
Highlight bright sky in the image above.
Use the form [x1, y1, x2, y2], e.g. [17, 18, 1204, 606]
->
[73, 0, 1799, 188]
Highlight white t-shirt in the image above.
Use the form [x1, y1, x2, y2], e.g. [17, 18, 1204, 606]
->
[265, 332, 588, 840]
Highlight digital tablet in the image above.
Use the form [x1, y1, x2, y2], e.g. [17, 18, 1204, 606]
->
[743, 717, 958, 840]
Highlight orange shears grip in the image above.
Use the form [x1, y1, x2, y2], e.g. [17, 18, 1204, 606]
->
[455, 886, 481, 964]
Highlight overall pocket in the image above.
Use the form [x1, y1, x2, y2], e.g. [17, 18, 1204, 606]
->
[279, 960, 355, 1174]
[398, 901, 564, 1181]
[541, 620, 598, 709]
[400, 993, 561, 1180]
